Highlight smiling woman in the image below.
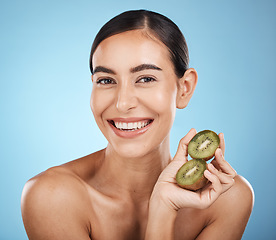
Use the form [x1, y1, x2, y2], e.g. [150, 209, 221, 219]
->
[21, 10, 254, 240]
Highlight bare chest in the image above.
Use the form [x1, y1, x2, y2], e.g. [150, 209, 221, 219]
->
[84, 177, 209, 240]
[87, 197, 208, 240]
[89, 202, 148, 240]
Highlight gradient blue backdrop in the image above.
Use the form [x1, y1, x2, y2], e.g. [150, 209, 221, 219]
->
[1, 0, 275, 239]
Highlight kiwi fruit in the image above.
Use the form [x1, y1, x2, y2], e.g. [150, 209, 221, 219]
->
[188, 130, 220, 161]
[176, 159, 208, 191]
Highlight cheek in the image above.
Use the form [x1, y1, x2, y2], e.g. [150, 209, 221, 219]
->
[90, 88, 98, 117]
[90, 88, 113, 119]
[148, 86, 177, 116]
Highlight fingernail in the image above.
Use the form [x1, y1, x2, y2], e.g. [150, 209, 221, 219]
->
[205, 170, 212, 176]
[209, 163, 216, 171]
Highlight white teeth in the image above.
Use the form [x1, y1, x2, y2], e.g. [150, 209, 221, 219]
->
[117, 122, 123, 129]
[114, 120, 151, 131]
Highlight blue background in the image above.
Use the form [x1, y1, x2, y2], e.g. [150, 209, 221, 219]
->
[1, 0, 275, 239]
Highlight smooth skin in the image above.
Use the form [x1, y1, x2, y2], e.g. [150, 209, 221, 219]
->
[21, 30, 254, 240]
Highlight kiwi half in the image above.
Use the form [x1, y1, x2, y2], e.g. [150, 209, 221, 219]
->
[176, 159, 208, 191]
[188, 130, 220, 161]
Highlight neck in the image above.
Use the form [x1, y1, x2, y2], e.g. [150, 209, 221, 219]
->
[93, 136, 172, 201]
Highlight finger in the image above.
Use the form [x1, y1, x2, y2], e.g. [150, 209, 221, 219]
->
[197, 170, 222, 208]
[159, 129, 197, 181]
[210, 133, 225, 171]
[214, 148, 237, 178]
[174, 128, 197, 162]
[203, 170, 222, 194]
[210, 159, 221, 171]
[218, 132, 225, 155]
[208, 163, 235, 190]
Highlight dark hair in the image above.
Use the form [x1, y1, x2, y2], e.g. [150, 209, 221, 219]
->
[89, 10, 189, 78]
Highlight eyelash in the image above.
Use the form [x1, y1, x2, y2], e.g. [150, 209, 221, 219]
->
[95, 76, 156, 85]
[96, 78, 116, 85]
[136, 76, 156, 83]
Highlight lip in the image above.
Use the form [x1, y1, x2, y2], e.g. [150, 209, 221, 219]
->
[107, 117, 154, 138]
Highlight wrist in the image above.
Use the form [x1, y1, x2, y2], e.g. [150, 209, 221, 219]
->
[145, 197, 177, 240]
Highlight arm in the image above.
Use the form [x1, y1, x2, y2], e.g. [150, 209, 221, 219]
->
[21, 167, 92, 240]
[145, 129, 246, 239]
[145, 198, 177, 240]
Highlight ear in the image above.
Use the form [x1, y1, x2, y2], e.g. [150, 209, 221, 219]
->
[176, 68, 198, 109]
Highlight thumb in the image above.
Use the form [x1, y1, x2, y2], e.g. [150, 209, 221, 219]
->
[173, 128, 197, 163]
[159, 128, 197, 181]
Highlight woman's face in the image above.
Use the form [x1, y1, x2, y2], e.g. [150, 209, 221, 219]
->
[91, 30, 180, 158]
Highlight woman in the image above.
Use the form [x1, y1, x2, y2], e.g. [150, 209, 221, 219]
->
[21, 10, 254, 240]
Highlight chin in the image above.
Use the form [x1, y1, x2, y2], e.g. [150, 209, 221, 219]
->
[107, 133, 170, 161]
[108, 142, 152, 160]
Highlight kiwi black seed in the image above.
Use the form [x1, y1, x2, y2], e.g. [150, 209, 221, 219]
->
[188, 130, 220, 161]
[176, 159, 208, 191]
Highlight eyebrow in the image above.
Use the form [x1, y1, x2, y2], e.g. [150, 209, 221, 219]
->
[92, 63, 162, 75]
[130, 64, 162, 73]
[92, 66, 115, 75]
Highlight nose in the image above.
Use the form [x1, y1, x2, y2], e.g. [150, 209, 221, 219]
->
[116, 84, 138, 113]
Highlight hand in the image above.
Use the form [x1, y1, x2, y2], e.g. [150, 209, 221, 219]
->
[208, 132, 237, 194]
[151, 128, 237, 211]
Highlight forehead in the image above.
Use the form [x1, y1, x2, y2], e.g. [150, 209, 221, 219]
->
[92, 30, 173, 71]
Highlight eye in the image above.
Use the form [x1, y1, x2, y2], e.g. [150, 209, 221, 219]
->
[96, 78, 116, 85]
[136, 76, 156, 83]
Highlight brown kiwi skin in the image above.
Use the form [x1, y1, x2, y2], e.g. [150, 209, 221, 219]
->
[176, 159, 208, 191]
[188, 130, 220, 161]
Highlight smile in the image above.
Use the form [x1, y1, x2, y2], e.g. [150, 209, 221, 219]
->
[110, 119, 152, 131]
[107, 118, 153, 138]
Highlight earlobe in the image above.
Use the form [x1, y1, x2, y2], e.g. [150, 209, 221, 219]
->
[176, 68, 198, 109]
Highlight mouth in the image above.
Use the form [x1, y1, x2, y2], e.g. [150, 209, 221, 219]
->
[108, 119, 153, 131]
[106, 118, 154, 138]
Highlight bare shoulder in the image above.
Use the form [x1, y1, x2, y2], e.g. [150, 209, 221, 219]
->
[197, 175, 254, 240]
[212, 175, 254, 216]
[22, 166, 90, 204]
[21, 166, 92, 240]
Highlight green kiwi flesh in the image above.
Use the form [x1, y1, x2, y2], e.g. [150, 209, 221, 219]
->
[188, 130, 220, 161]
[176, 159, 208, 191]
